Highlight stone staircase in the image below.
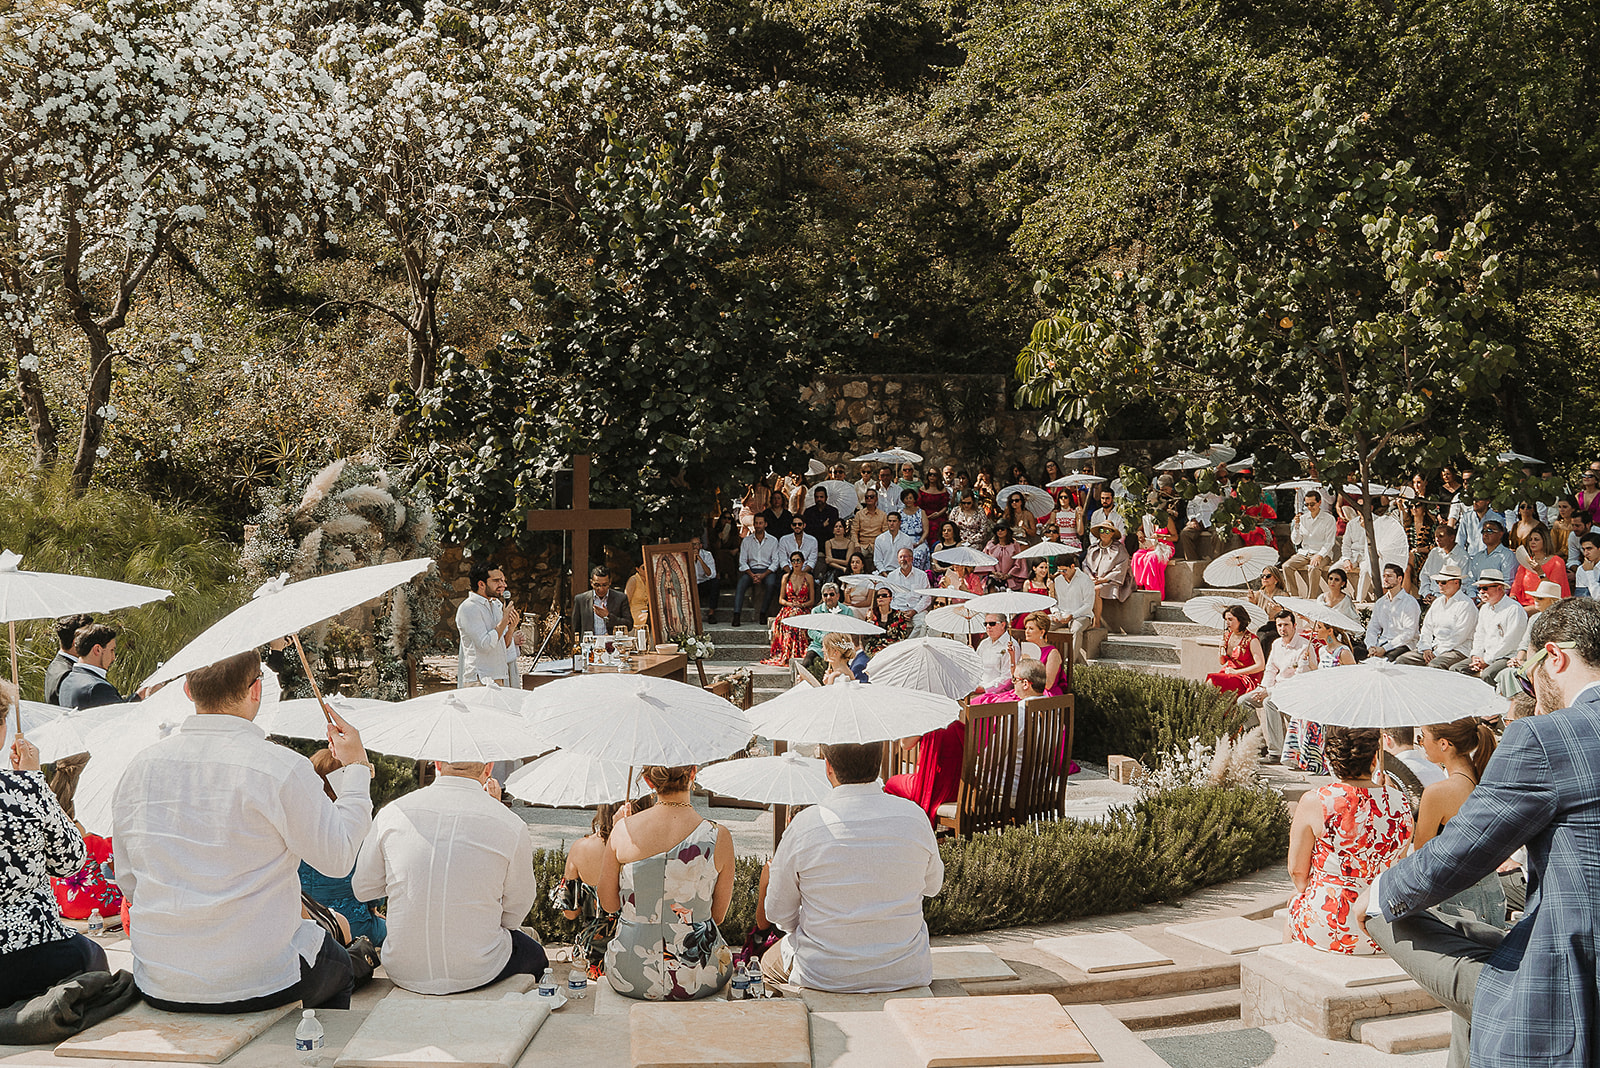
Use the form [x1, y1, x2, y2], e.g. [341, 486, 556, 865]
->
[1087, 560, 1265, 682]
[698, 617, 791, 704]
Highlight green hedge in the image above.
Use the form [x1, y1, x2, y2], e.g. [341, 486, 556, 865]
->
[1073, 666, 1250, 766]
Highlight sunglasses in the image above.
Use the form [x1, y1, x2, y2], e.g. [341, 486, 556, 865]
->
[1514, 642, 1577, 697]
[985, 620, 1006, 628]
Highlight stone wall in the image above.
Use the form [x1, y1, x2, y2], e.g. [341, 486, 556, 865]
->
[803, 374, 1180, 476]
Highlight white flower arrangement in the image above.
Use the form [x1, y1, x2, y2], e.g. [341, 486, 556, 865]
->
[677, 632, 715, 661]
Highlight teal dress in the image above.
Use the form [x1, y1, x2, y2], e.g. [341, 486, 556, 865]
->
[604, 821, 732, 1000]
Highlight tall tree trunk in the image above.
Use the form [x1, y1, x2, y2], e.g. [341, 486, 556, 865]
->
[403, 244, 440, 391]
[12, 329, 58, 466]
[69, 324, 115, 492]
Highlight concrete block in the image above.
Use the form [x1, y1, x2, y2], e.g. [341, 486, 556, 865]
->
[1240, 945, 1440, 1040]
[883, 995, 1097, 1066]
[1034, 932, 1173, 974]
[1107, 755, 1142, 785]
[55, 1002, 295, 1064]
[1351, 1008, 1454, 1052]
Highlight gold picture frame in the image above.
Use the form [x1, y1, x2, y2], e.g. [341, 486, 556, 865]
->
[642, 542, 703, 647]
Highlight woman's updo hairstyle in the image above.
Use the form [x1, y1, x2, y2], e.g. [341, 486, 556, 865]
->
[642, 765, 695, 793]
[1323, 726, 1381, 781]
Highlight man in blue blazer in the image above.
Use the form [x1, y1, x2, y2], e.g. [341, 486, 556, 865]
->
[1361, 596, 1600, 1068]
[57, 624, 139, 710]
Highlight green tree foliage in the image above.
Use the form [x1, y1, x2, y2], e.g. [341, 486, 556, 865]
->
[396, 135, 885, 547]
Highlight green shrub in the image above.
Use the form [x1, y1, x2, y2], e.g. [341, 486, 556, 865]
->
[923, 784, 1289, 935]
[1073, 666, 1250, 766]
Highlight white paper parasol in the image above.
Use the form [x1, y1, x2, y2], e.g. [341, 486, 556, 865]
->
[1181, 596, 1268, 629]
[865, 636, 982, 699]
[257, 693, 391, 742]
[528, 675, 752, 767]
[503, 749, 633, 808]
[926, 604, 987, 635]
[1047, 474, 1105, 488]
[1269, 479, 1322, 492]
[815, 479, 860, 518]
[1155, 451, 1212, 471]
[0, 549, 173, 625]
[781, 612, 884, 636]
[1014, 541, 1075, 560]
[932, 546, 998, 568]
[1062, 446, 1119, 460]
[696, 752, 833, 807]
[851, 447, 923, 465]
[1268, 660, 1501, 728]
[1372, 515, 1410, 571]
[927, 586, 980, 601]
[963, 590, 1057, 615]
[358, 688, 545, 762]
[1206, 444, 1237, 465]
[4, 701, 70, 760]
[996, 484, 1054, 518]
[142, 558, 434, 689]
[1203, 546, 1282, 588]
[747, 678, 960, 743]
[1342, 483, 1401, 497]
[1274, 595, 1364, 633]
[1497, 451, 1546, 466]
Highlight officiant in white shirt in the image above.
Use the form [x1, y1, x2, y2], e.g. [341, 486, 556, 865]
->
[455, 561, 520, 689]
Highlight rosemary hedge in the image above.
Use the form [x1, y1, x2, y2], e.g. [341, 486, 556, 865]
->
[1073, 666, 1250, 766]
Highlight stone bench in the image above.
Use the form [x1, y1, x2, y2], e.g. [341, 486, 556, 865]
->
[1101, 589, 1157, 636]
[1240, 940, 1441, 1039]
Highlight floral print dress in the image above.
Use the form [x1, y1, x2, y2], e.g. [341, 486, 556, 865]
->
[1289, 782, 1413, 954]
[605, 820, 733, 1000]
[1283, 646, 1344, 773]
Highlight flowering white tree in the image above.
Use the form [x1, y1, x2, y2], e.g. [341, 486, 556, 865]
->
[0, 0, 344, 488]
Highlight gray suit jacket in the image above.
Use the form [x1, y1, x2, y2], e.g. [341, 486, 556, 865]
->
[571, 590, 632, 635]
[44, 652, 76, 705]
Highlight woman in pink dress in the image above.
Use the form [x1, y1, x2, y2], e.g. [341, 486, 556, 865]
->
[1287, 726, 1413, 954]
[981, 524, 1027, 590]
[1206, 605, 1264, 695]
[1510, 526, 1570, 611]
[1131, 522, 1176, 599]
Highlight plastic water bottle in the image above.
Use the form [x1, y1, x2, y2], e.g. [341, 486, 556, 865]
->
[294, 1010, 324, 1064]
[86, 909, 104, 937]
[745, 961, 764, 1000]
[730, 966, 750, 1001]
[537, 968, 558, 998]
[566, 960, 588, 999]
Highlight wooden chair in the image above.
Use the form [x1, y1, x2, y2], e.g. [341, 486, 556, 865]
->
[1014, 695, 1076, 824]
[935, 700, 1021, 837]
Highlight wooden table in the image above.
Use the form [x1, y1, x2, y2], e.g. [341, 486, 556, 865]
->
[522, 651, 688, 688]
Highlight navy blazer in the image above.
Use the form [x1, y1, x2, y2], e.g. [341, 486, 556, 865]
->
[56, 664, 133, 711]
[1380, 688, 1600, 1066]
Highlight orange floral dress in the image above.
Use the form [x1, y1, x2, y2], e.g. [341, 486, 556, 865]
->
[1288, 782, 1414, 954]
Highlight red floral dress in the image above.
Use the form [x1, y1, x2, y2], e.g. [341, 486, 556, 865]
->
[51, 833, 123, 920]
[760, 575, 812, 665]
[1288, 782, 1413, 954]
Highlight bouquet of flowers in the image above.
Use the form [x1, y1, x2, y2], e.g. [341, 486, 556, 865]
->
[676, 632, 717, 661]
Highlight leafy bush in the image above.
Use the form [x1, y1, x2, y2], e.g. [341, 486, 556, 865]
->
[923, 784, 1289, 935]
[0, 461, 242, 699]
[1073, 666, 1250, 766]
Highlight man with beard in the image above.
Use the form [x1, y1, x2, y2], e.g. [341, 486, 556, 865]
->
[1359, 597, 1600, 1068]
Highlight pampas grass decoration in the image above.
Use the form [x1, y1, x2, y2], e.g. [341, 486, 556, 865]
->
[298, 459, 347, 512]
[321, 513, 373, 539]
[292, 528, 325, 579]
[338, 484, 396, 523]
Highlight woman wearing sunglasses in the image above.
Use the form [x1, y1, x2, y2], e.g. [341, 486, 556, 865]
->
[864, 587, 912, 656]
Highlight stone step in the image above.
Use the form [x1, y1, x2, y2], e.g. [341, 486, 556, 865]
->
[1351, 1008, 1454, 1053]
[1146, 619, 1214, 639]
[1104, 986, 1242, 1031]
[1192, 586, 1253, 599]
[1152, 602, 1192, 623]
[1096, 635, 1182, 664]
[1087, 658, 1182, 677]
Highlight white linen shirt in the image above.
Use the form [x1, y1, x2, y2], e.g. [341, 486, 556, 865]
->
[739, 532, 782, 574]
[1365, 590, 1421, 652]
[764, 783, 943, 993]
[873, 530, 917, 573]
[1291, 509, 1337, 558]
[1419, 545, 1468, 600]
[1417, 591, 1479, 656]
[694, 549, 717, 582]
[456, 592, 517, 687]
[1397, 748, 1447, 787]
[975, 633, 1020, 689]
[1258, 634, 1311, 691]
[351, 775, 536, 994]
[112, 714, 372, 1004]
[777, 532, 819, 571]
[1087, 507, 1126, 536]
[888, 566, 931, 613]
[1188, 493, 1223, 529]
[1472, 596, 1529, 663]
[1052, 569, 1095, 621]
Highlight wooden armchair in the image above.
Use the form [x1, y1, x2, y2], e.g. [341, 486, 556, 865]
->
[935, 700, 1022, 837]
[1014, 694, 1076, 824]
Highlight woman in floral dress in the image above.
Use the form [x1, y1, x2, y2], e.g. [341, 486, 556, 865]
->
[602, 766, 734, 1000]
[1287, 727, 1413, 954]
[950, 490, 990, 548]
[865, 588, 913, 655]
[1283, 618, 1356, 773]
[760, 552, 814, 665]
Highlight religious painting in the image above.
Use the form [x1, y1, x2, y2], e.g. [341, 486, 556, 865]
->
[642, 542, 702, 646]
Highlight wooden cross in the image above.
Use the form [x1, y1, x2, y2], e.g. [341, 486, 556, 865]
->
[525, 455, 632, 592]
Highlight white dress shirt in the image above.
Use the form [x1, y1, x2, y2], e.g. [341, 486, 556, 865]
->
[764, 783, 943, 993]
[1087, 507, 1126, 536]
[1576, 560, 1600, 598]
[1396, 747, 1447, 787]
[1052, 569, 1095, 621]
[113, 714, 373, 1004]
[975, 633, 1019, 689]
[739, 532, 781, 574]
[873, 530, 916, 573]
[888, 566, 931, 613]
[1419, 545, 1468, 600]
[1417, 591, 1479, 656]
[1291, 509, 1337, 558]
[1188, 493, 1223, 529]
[1472, 595, 1529, 663]
[1336, 513, 1366, 568]
[1257, 634, 1310, 692]
[694, 549, 717, 582]
[352, 776, 537, 994]
[456, 592, 517, 687]
[1366, 590, 1421, 651]
[777, 532, 819, 571]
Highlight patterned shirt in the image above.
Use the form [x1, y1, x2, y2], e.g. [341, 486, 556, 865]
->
[1, 770, 86, 954]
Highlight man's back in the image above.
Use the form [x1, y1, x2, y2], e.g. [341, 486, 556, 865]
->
[765, 784, 942, 992]
[351, 777, 536, 994]
[112, 716, 371, 1004]
[57, 665, 122, 710]
[43, 652, 75, 705]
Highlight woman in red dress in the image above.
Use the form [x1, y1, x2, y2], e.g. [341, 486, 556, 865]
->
[760, 552, 815, 665]
[1206, 604, 1264, 695]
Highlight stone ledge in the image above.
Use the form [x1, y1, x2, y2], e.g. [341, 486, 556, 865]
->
[1240, 947, 1440, 1040]
[1351, 1008, 1454, 1053]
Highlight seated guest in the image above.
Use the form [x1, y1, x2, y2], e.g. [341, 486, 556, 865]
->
[821, 632, 868, 683]
[802, 583, 855, 669]
[573, 564, 633, 635]
[1085, 522, 1134, 629]
[864, 588, 912, 656]
[1248, 566, 1288, 655]
[352, 757, 543, 995]
[842, 552, 874, 611]
[625, 560, 651, 634]
[974, 616, 1066, 701]
[873, 512, 917, 573]
[301, 750, 387, 947]
[897, 489, 933, 569]
[1510, 526, 1570, 611]
[763, 742, 944, 992]
[1397, 563, 1478, 670]
[886, 547, 933, 635]
[556, 801, 636, 974]
[1207, 605, 1265, 695]
[930, 521, 964, 580]
[58, 625, 140, 709]
[1050, 556, 1094, 664]
[691, 536, 719, 625]
[114, 651, 373, 1012]
[851, 489, 887, 556]
[0, 685, 110, 1008]
[1087, 487, 1125, 537]
[821, 520, 853, 585]
[1287, 726, 1413, 954]
[973, 614, 1020, 693]
[1366, 563, 1421, 661]
[1411, 719, 1507, 929]
[1000, 493, 1038, 545]
[949, 489, 990, 548]
[1417, 523, 1466, 605]
[1130, 520, 1175, 599]
[1240, 611, 1312, 762]
[1463, 517, 1516, 601]
[1018, 557, 1055, 627]
[803, 487, 841, 546]
[981, 523, 1026, 590]
[733, 514, 781, 627]
[44, 613, 92, 705]
[885, 706, 967, 828]
[777, 515, 819, 574]
[1379, 726, 1446, 788]
[601, 766, 734, 1000]
[1283, 491, 1337, 598]
[761, 553, 816, 666]
[1452, 568, 1526, 679]
[1317, 568, 1361, 626]
[1574, 531, 1600, 597]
